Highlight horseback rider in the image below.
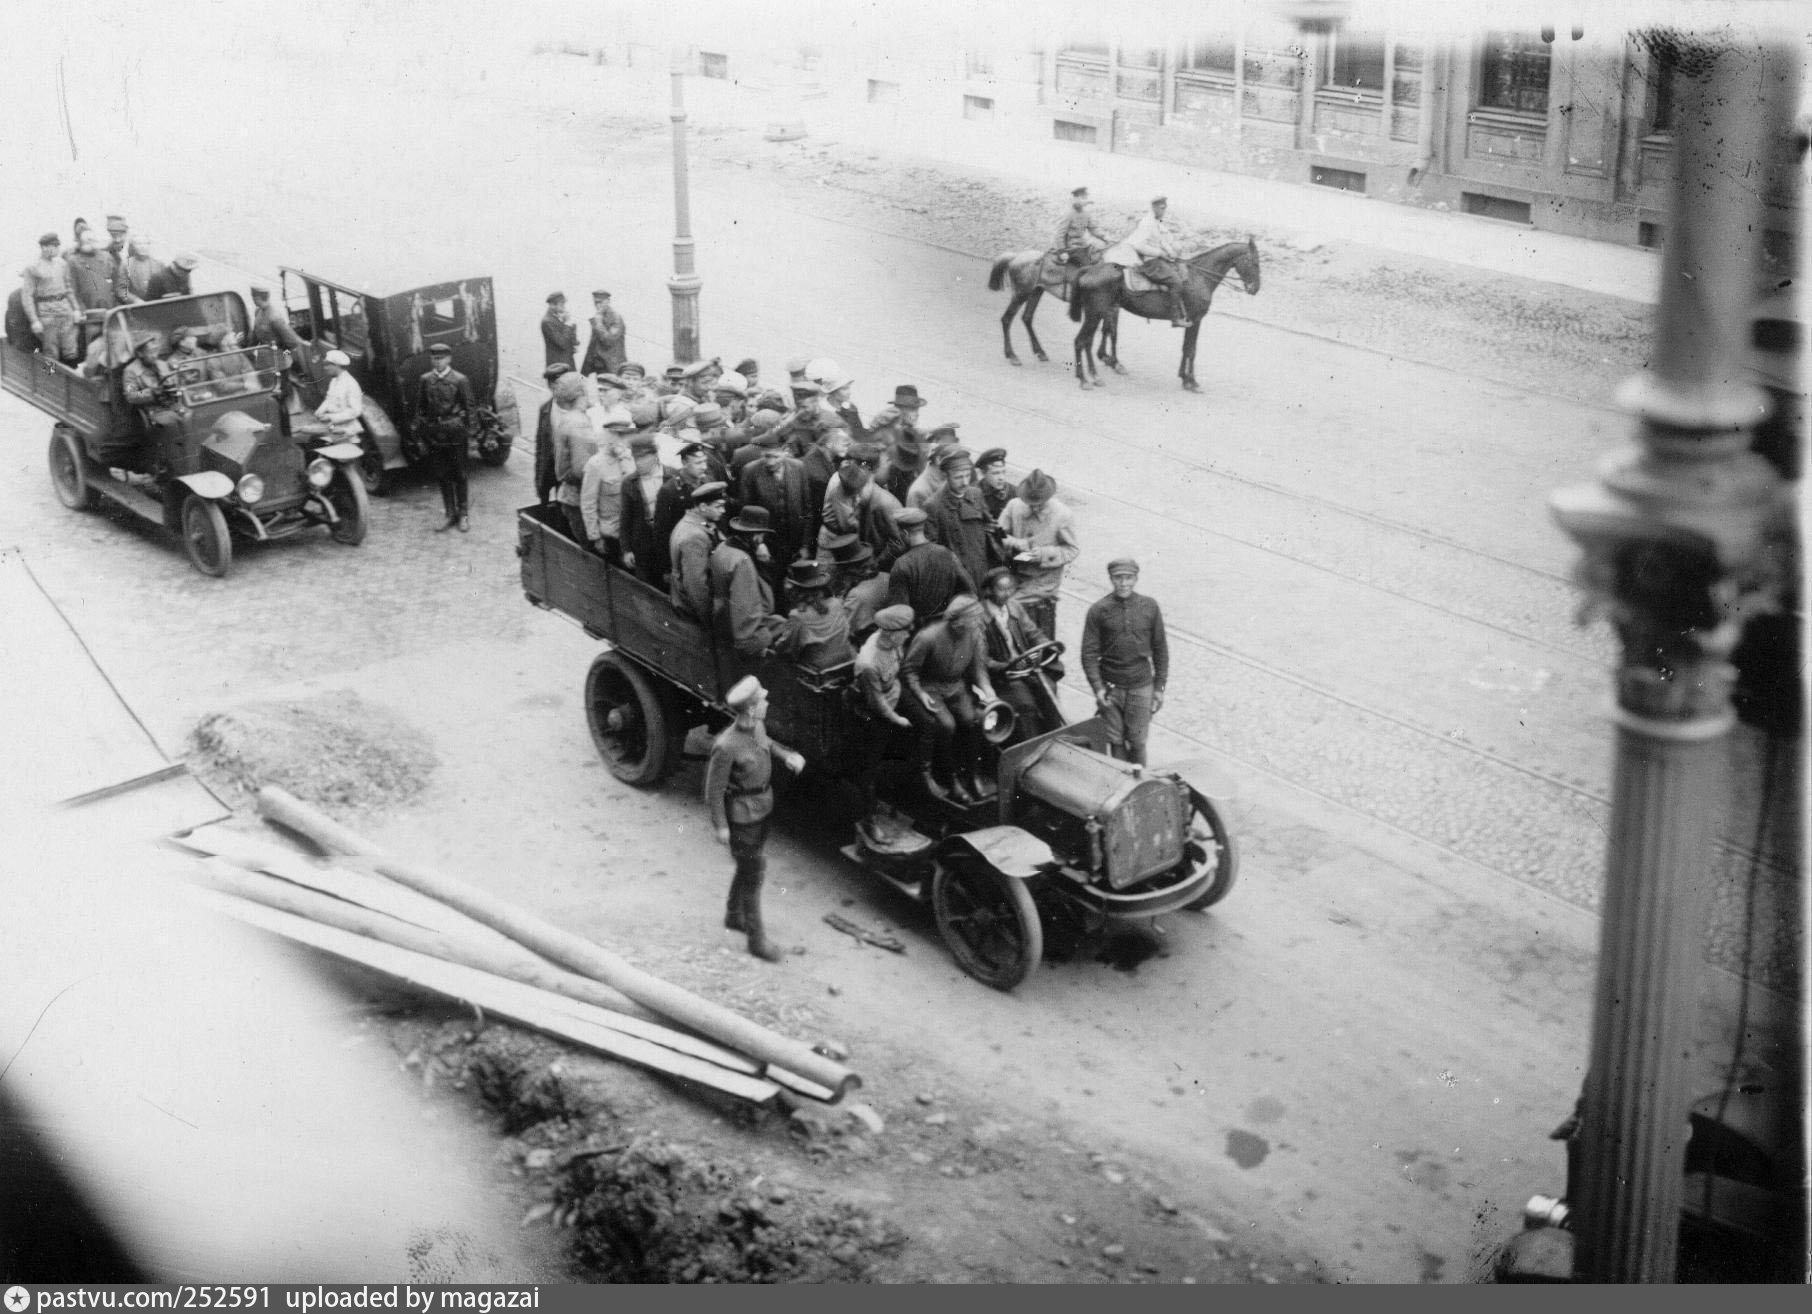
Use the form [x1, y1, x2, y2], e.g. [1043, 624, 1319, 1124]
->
[1050, 186, 1108, 271]
[1105, 195, 1192, 328]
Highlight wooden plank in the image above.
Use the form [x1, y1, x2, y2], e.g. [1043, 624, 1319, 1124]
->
[186, 886, 782, 1104]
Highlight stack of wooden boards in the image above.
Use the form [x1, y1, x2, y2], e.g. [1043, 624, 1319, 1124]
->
[167, 786, 861, 1111]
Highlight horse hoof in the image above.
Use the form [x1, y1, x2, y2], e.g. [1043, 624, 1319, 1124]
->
[1035, 353, 1049, 363]
[1078, 380, 1093, 391]
[1007, 357, 1022, 367]
[1112, 364, 1128, 376]
[1182, 381, 1201, 393]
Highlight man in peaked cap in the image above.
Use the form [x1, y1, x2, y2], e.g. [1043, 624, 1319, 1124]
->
[997, 467, 1078, 639]
[1050, 185, 1108, 269]
[738, 423, 811, 580]
[1081, 558, 1169, 766]
[146, 252, 197, 300]
[542, 292, 577, 370]
[419, 341, 478, 531]
[887, 505, 975, 632]
[975, 447, 1012, 520]
[581, 289, 626, 376]
[20, 232, 78, 362]
[669, 480, 727, 622]
[923, 445, 1002, 591]
[1106, 194, 1192, 327]
[704, 676, 806, 962]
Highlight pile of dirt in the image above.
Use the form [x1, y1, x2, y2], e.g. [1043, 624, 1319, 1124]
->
[445, 1023, 906, 1284]
[186, 694, 437, 814]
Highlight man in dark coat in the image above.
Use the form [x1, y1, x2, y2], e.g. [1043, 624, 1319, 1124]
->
[541, 292, 578, 369]
[652, 442, 713, 581]
[800, 425, 851, 533]
[738, 432, 813, 580]
[145, 252, 196, 301]
[980, 566, 1059, 742]
[414, 342, 476, 531]
[975, 447, 1012, 520]
[922, 446, 1002, 590]
[619, 434, 669, 586]
[533, 362, 571, 505]
[249, 285, 314, 384]
[887, 507, 975, 625]
[580, 289, 626, 376]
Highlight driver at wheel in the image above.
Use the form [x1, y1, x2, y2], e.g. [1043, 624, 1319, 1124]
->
[980, 566, 1061, 742]
[1108, 195, 1192, 328]
[1049, 186, 1108, 269]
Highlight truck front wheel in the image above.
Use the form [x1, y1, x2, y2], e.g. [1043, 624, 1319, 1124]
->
[180, 494, 233, 578]
[932, 857, 1042, 991]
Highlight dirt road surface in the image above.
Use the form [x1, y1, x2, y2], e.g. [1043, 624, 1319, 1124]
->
[0, 6, 1786, 1284]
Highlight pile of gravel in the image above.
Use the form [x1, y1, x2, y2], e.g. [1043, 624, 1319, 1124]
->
[186, 694, 437, 814]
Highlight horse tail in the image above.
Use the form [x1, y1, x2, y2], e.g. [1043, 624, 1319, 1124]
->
[987, 255, 1014, 292]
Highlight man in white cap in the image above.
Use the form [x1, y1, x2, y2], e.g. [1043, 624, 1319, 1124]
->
[704, 676, 805, 962]
[314, 349, 364, 445]
[121, 237, 164, 304]
[579, 406, 637, 563]
[1105, 195, 1191, 327]
[1081, 558, 1169, 766]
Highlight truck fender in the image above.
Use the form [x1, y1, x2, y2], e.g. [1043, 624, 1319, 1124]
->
[314, 442, 364, 462]
[940, 825, 1055, 881]
[1164, 757, 1239, 805]
[175, 471, 235, 500]
[359, 398, 405, 469]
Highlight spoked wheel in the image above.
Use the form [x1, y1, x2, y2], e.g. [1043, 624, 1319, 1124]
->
[1181, 791, 1240, 910]
[48, 428, 97, 510]
[180, 494, 233, 578]
[584, 651, 677, 786]
[357, 428, 390, 497]
[327, 465, 369, 545]
[931, 857, 1042, 991]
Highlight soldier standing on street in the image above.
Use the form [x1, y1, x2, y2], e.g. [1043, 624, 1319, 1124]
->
[580, 289, 626, 376]
[541, 292, 578, 370]
[1080, 558, 1169, 766]
[705, 676, 806, 962]
[21, 233, 79, 364]
[416, 341, 476, 532]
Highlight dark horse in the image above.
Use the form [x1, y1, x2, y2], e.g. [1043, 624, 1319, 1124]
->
[986, 250, 1116, 366]
[1067, 238, 1262, 391]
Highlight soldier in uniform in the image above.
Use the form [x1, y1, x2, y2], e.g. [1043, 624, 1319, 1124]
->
[20, 233, 79, 363]
[704, 676, 805, 962]
[1105, 196, 1192, 328]
[670, 481, 727, 621]
[1050, 185, 1108, 269]
[415, 341, 476, 532]
[975, 447, 1012, 520]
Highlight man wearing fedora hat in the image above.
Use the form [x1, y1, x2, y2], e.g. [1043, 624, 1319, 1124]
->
[826, 532, 889, 639]
[670, 481, 727, 621]
[775, 559, 855, 672]
[704, 676, 805, 962]
[419, 341, 479, 531]
[580, 290, 626, 377]
[541, 292, 577, 370]
[711, 504, 787, 659]
[997, 467, 1079, 639]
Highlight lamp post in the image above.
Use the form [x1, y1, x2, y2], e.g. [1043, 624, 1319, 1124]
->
[668, 48, 701, 364]
[1547, 33, 1795, 1282]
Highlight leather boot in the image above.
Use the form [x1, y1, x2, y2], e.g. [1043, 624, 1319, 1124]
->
[741, 862, 785, 963]
[1169, 288, 1192, 328]
[916, 738, 951, 801]
[723, 865, 748, 932]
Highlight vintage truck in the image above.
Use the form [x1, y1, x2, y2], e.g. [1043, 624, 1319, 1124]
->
[277, 267, 519, 494]
[1, 291, 367, 577]
[517, 502, 1239, 990]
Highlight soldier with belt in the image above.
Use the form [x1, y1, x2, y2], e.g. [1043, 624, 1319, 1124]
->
[1050, 185, 1108, 269]
[20, 233, 78, 363]
[704, 676, 805, 962]
[415, 342, 476, 532]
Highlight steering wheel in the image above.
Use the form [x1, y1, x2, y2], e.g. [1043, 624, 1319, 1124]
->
[1000, 640, 1064, 679]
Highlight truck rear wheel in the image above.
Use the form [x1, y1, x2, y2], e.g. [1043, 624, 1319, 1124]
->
[180, 494, 233, 578]
[49, 428, 97, 510]
[1181, 794, 1239, 910]
[585, 651, 678, 786]
[932, 857, 1042, 991]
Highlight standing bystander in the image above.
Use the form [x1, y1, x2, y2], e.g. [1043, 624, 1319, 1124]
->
[1080, 559, 1169, 765]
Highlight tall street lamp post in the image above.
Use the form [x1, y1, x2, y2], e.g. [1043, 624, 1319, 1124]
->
[668, 48, 701, 364]
[1548, 34, 1796, 1282]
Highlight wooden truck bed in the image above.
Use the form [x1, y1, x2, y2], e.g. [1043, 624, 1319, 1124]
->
[0, 339, 112, 437]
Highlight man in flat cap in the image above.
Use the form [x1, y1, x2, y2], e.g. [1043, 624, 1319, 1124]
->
[1050, 185, 1108, 271]
[733, 357, 760, 392]
[901, 594, 999, 803]
[923, 445, 1002, 589]
[738, 426, 812, 583]
[975, 447, 1012, 520]
[618, 433, 668, 585]
[1081, 558, 1169, 766]
[997, 468, 1079, 640]
[670, 481, 727, 622]
[887, 505, 975, 630]
[1105, 195, 1191, 327]
[66, 226, 122, 315]
[533, 362, 572, 505]
[704, 676, 805, 962]
[907, 423, 961, 509]
[419, 341, 479, 531]
[20, 233, 78, 363]
[146, 252, 197, 301]
[580, 407, 637, 563]
[541, 292, 577, 370]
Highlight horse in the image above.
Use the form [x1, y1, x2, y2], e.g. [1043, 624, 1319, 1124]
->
[1067, 237, 1262, 392]
[986, 249, 1112, 366]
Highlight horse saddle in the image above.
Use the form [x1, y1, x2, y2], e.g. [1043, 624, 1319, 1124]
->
[1122, 266, 1158, 294]
[1036, 253, 1080, 297]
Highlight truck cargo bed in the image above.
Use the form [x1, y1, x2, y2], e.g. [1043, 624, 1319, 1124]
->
[0, 339, 111, 436]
